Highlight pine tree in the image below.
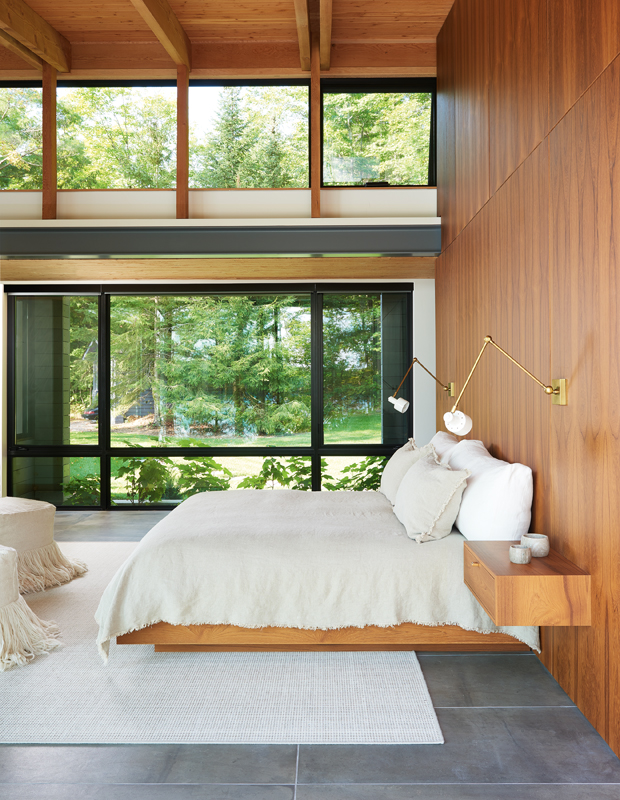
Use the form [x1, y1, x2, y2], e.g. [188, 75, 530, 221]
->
[200, 87, 251, 187]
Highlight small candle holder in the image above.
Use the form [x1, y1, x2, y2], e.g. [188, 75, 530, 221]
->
[509, 544, 531, 564]
[520, 533, 550, 557]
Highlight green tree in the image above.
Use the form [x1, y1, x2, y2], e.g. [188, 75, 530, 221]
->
[115, 448, 173, 504]
[69, 297, 99, 415]
[322, 294, 381, 428]
[323, 92, 432, 185]
[195, 87, 251, 188]
[57, 87, 177, 188]
[110, 294, 312, 441]
[0, 88, 42, 189]
[190, 86, 309, 188]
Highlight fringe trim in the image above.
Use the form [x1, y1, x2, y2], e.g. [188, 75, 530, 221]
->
[18, 542, 88, 595]
[413, 469, 470, 544]
[0, 596, 60, 672]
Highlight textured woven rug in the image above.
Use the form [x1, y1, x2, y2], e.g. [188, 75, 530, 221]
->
[1, 542, 444, 744]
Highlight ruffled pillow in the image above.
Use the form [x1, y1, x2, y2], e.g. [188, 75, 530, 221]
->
[393, 452, 470, 543]
[379, 440, 436, 505]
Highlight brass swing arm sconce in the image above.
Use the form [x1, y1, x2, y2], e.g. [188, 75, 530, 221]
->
[443, 336, 568, 436]
[388, 358, 455, 414]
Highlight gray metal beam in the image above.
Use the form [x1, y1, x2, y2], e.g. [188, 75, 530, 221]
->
[0, 224, 441, 258]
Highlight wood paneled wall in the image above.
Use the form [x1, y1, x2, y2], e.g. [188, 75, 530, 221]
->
[436, 0, 620, 753]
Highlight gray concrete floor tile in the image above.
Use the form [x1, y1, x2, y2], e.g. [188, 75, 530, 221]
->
[54, 511, 170, 541]
[0, 745, 297, 785]
[296, 786, 620, 799]
[1, 786, 295, 800]
[297, 708, 620, 785]
[418, 654, 573, 707]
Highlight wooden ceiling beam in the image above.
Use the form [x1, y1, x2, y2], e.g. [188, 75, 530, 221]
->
[293, 0, 311, 71]
[129, 0, 192, 69]
[0, 0, 70, 73]
[0, 28, 43, 70]
[0, 257, 436, 283]
[320, 0, 332, 70]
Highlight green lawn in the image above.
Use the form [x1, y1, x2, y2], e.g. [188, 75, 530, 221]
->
[70, 412, 381, 448]
[69, 412, 383, 505]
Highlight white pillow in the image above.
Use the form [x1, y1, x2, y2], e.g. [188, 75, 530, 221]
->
[448, 440, 533, 541]
[393, 453, 470, 543]
[430, 431, 459, 464]
[379, 440, 435, 505]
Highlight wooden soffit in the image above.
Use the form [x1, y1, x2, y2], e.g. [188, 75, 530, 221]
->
[0, 0, 455, 79]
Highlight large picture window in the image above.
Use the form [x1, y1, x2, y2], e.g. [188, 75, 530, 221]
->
[322, 79, 436, 187]
[8, 285, 412, 508]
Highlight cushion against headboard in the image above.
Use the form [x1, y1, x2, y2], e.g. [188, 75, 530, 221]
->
[429, 431, 459, 464]
[448, 440, 533, 541]
[379, 440, 435, 505]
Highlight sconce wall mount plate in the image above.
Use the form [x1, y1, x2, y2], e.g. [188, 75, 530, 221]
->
[551, 378, 567, 406]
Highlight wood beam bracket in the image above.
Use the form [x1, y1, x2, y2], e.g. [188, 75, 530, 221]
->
[319, 0, 332, 70]
[0, 0, 70, 72]
[293, 0, 311, 71]
[129, 0, 191, 69]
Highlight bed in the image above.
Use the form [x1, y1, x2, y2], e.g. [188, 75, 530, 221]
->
[95, 489, 540, 659]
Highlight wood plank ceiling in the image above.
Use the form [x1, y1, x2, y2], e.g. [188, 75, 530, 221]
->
[0, 0, 455, 78]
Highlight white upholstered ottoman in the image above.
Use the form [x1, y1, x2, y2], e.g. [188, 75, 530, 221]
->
[0, 497, 87, 594]
[0, 545, 59, 671]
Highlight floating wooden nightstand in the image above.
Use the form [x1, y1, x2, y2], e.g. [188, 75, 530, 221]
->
[464, 541, 591, 627]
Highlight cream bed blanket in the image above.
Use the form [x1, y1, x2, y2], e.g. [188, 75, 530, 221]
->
[95, 490, 540, 659]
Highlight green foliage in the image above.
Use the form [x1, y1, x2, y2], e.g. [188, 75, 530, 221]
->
[114, 445, 174, 504]
[0, 88, 43, 189]
[68, 297, 99, 416]
[109, 294, 312, 441]
[323, 456, 386, 491]
[237, 455, 383, 492]
[176, 457, 233, 495]
[238, 456, 295, 490]
[284, 457, 314, 491]
[58, 87, 177, 189]
[1, 86, 429, 191]
[323, 294, 381, 429]
[190, 86, 309, 188]
[323, 92, 432, 186]
[63, 474, 101, 506]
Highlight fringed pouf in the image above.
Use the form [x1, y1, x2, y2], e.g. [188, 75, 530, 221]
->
[0, 545, 60, 671]
[0, 497, 87, 594]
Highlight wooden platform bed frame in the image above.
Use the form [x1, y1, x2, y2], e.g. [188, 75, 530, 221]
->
[117, 622, 529, 652]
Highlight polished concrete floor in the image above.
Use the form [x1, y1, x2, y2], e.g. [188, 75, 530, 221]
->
[1, 511, 620, 799]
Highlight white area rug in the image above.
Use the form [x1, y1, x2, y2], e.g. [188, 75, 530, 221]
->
[1, 542, 444, 744]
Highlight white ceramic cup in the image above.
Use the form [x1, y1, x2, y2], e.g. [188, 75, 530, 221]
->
[509, 544, 532, 564]
[520, 533, 550, 558]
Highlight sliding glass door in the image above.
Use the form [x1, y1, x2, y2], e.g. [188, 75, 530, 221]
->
[8, 285, 412, 508]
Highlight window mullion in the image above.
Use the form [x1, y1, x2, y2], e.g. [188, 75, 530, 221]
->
[100, 293, 112, 509]
[311, 289, 323, 491]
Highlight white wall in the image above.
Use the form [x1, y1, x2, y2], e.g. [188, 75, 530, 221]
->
[412, 279, 437, 445]
[190, 190, 311, 219]
[0, 188, 437, 221]
[58, 191, 176, 220]
[0, 192, 42, 220]
[321, 188, 437, 219]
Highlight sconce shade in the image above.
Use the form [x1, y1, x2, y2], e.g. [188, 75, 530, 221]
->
[389, 395, 410, 414]
[444, 410, 473, 436]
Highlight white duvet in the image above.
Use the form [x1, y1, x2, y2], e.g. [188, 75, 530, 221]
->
[95, 489, 540, 659]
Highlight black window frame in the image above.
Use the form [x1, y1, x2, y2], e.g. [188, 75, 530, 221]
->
[320, 77, 437, 189]
[6, 283, 414, 510]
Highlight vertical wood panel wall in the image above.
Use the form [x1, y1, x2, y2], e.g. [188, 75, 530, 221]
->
[436, 0, 620, 753]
